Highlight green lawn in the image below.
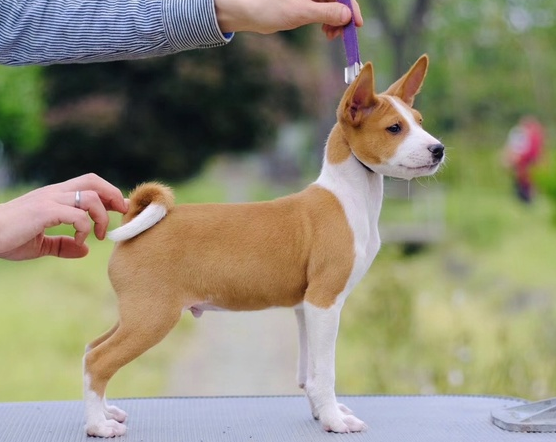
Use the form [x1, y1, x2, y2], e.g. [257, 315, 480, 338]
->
[1, 139, 556, 402]
[0, 177, 225, 401]
[337, 136, 556, 400]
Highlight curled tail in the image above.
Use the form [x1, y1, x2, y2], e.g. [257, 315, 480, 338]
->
[107, 182, 174, 242]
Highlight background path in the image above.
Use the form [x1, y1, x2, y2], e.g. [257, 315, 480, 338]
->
[164, 308, 302, 396]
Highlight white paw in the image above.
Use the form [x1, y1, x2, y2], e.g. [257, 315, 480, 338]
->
[85, 419, 127, 437]
[320, 408, 367, 433]
[338, 403, 354, 416]
[309, 401, 353, 421]
[104, 405, 127, 423]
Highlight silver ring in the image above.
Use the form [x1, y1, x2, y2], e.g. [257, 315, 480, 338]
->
[74, 191, 81, 209]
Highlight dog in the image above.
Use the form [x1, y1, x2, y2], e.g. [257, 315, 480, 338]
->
[83, 54, 444, 437]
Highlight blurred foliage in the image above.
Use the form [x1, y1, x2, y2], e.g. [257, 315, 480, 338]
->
[0, 0, 555, 188]
[339, 243, 556, 399]
[534, 151, 556, 224]
[360, 0, 556, 136]
[0, 175, 226, 400]
[9, 31, 318, 188]
[3, 146, 556, 400]
[364, 0, 432, 78]
[0, 65, 45, 154]
[337, 171, 556, 399]
[1, 0, 556, 405]
[423, 0, 556, 132]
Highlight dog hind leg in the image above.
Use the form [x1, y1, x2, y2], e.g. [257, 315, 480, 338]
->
[83, 300, 181, 437]
[84, 322, 128, 423]
[85, 322, 119, 353]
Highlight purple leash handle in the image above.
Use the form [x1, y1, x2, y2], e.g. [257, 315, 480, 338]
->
[337, 0, 362, 84]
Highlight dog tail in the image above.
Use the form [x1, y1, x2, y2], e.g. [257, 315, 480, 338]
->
[107, 182, 175, 242]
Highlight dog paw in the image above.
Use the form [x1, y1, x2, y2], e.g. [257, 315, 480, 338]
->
[310, 402, 353, 421]
[85, 419, 127, 437]
[338, 403, 354, 416]
[320, 409, 367, 433]
[104, 404, 127, 423]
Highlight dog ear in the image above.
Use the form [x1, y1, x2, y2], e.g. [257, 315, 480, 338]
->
[341, 62, 378, 127]
[384, 54, 429, 107]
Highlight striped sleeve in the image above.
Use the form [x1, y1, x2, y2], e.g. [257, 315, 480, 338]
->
[0, 0, 233, 66]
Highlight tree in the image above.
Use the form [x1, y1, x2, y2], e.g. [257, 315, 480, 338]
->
[0, 66, 45, 155]
[16, 33, 318, 188]
[365, 0, 434, 78]
[421, 0, 556, 132]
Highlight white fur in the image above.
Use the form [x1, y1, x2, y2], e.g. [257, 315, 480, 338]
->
[87, 75, 442, 436]
[369, 96, 442, 180]
[297, 108, 442, 431]
[107, 203, 167, 242]
[316, 153, 383, 294]
[300, 301, 367, 432]
[83, 373, 127, 437]
[294, 149, 381, 432]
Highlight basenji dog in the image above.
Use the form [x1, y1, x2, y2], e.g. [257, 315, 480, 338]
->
[83, 54, 444, 437]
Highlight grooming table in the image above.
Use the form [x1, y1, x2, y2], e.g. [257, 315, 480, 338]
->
[0, 395, 552, 442]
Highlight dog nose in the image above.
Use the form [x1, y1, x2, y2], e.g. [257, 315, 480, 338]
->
[428, 143, 444, 162]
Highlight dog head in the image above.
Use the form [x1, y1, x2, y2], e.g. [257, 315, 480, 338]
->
[337, 54, 444, 180]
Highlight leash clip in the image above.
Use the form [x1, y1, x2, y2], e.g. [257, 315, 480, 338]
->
[345, 62, 363, 85]
[337, 0, 362, 84]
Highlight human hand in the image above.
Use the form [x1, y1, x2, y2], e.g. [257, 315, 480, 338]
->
[214, 0, 363, 38]
[0, 173, 128, 261]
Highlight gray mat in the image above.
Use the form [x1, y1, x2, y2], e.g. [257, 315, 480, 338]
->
[0, 395, 552, 441]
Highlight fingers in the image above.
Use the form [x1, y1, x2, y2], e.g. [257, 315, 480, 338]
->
[37, 174, 123, 246]
[44, 173, 127, 242]
[0, 174, 124, 261]
[350, 0, 363, 27]
[312, 0, 363, 28]
[315, 0, 363, 40]
[45, 203, 94, 246]
[62, 190, 111, 240]
[55, 173, 128, 214]
[40, 236, 89, 259]
[322, 24, 342, 40]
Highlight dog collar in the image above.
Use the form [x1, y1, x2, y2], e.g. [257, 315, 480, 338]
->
[337, 0, 363, 84]
[353, 154, 375, 173]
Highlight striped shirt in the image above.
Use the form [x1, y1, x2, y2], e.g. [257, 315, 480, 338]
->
[0, 0, 233, 66]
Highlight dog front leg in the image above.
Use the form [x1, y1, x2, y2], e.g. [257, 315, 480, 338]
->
[294, 306, 309, 390]
[303, 301, 366, 433]
[295, 306, 321, 420]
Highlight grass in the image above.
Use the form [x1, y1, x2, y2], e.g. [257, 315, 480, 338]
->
[1, 135, 556, 402]
[0, 175, 226, 401]
[337, 132, 556, 400]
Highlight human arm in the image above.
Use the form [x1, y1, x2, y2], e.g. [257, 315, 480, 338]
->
[0, 0, 231, 66]
[0, 0, 362, 66]
[214, 0, 363, 38]
[0, 174, 128, 261]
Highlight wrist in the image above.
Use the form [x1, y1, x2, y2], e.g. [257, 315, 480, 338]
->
[213, 0, 254, 33]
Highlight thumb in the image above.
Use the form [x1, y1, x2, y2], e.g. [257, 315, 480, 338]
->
[42, 236, 90, 259]
[309, 2, 352, 27]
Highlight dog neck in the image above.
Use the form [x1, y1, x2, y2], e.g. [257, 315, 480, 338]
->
[315, 124, 384, 226]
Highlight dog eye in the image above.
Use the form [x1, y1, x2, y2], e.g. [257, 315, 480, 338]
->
[386, 123, 401, 134]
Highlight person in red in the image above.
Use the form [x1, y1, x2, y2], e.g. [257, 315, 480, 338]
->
[503, 116, 545, 203]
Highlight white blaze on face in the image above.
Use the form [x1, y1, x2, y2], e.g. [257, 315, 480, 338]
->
[370, 96, 443, 180]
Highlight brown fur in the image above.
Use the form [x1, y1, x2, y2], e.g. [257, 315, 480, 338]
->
[83, 55, 436, 419]
[121, 182, 174, 224]
[337, 56, 429, 167]
[111, 185, 354, 311]
[85, 184, 354, 396]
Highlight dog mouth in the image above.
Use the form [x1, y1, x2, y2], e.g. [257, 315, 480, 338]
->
[402, 163, 440, 172]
